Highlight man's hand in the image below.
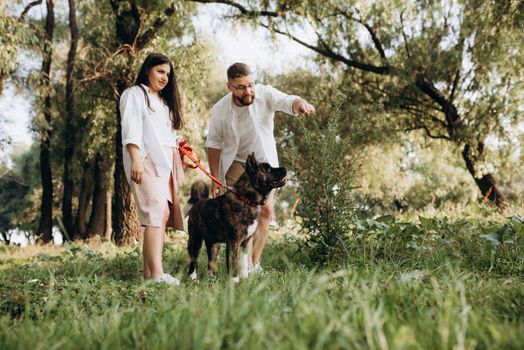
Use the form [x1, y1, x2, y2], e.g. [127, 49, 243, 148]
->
[208, 147, 222, 198]
[293, 98, 316, 117]
[211, 182, 221, 198]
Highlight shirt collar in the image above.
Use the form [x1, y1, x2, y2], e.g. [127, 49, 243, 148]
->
[140, 83, 151, 94]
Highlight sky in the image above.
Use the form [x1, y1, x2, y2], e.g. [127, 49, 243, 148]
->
[0, 3, 313, 163]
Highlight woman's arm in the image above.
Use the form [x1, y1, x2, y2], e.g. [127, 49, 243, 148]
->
[126, 144, 144, 184]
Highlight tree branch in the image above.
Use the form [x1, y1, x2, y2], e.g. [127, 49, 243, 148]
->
[400, 11, 411, 58]
[19, 0, 43, 22]
[415, 75, 460, 135]
[449, 69, 460, 102]
[336, 9, 386, 60]
[262, 23, 388, 74]
[405, 125, 450, 140]
[189, 0, 279, 17]
[137, 2, 177, 50]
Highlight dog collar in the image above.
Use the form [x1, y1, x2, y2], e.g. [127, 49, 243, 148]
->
[229, 188, 267, 207]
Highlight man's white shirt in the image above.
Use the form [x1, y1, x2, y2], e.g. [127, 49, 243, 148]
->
[206, 84, 299, 183]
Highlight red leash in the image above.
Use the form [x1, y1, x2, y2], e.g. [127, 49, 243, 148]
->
[178, 138, 262, 206]
[178, 138, 231, 191]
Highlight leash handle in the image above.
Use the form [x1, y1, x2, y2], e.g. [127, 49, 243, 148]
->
[178, 138, 227, 189]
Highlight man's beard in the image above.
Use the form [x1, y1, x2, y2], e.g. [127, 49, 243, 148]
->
[234, 93, 255, 106]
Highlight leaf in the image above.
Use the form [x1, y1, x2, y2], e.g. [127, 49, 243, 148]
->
[479, 233, 501, 246]
[419, 216, 435, 230]
[375, 215, 395, 224]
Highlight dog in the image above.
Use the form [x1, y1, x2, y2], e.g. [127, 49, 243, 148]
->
[183, 180, 210, 218]
[187, 153, 287, 281]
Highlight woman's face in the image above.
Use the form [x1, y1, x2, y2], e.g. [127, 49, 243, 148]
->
[147, 63, 171, 93]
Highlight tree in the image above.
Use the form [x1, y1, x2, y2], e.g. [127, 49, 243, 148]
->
[0, 166, 30, 244]
[36, 0, 55, 242]
[192, 0, 524, 207]
[0, 0, 43, 95]
[61, 0, 80, 238]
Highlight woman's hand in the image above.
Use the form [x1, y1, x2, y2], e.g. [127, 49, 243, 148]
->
[126, 144, 144, 184]
[131, 158, 145, 184]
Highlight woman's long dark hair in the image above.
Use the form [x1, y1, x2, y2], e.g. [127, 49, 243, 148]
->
[134, 53, 183, 129]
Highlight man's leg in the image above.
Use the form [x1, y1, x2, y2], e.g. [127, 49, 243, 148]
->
[251, 192, 274, 266]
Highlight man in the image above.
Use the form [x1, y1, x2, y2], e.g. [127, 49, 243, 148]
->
[206, 63, 315, 273]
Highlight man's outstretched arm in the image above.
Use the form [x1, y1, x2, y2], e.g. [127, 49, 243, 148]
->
[292, 98, 316, 117]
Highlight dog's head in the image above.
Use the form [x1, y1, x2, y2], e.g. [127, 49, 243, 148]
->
[245, 153, 287, 195]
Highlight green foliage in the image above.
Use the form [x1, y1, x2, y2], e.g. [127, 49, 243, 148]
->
[0, 167, 30, 242]
[290, 104, 359, 264]
[345, 213, 524, 276]
[217, 0, 524, 206]
[1, 213, 524, 349]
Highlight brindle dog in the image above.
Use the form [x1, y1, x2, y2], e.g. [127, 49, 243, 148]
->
[187, 153, 287, 281]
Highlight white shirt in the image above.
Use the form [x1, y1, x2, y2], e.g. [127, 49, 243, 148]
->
[206, 84, 299, 183]
[232, 103, 266, 163]
[120, 85, 180, 181]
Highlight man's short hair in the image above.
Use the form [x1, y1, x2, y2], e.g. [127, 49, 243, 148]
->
[227, 63, 252, 80]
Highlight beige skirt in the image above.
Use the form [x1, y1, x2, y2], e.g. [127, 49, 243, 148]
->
[130, 146, 184, 230]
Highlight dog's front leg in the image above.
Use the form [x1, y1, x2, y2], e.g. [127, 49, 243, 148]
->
[227, 240, 240, 283]
[239, 237, 251, 279]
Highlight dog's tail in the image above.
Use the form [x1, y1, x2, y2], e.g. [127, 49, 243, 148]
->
[188, 180, 210, 204]
[184, 180, 210, 218]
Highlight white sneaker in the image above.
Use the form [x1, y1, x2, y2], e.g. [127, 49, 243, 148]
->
[249, 262, 264, 275]
[153, 273, 180, 286]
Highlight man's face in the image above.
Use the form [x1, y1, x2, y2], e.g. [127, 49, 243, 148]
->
[227, 75, 255, 106]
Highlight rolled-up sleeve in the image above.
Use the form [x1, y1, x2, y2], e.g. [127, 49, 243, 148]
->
[262, 84, 299, 115]
[120, 88, 143, 149]
[205, 107, 223, 150]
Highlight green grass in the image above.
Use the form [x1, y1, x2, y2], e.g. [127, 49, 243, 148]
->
[1, 214, 523, 349]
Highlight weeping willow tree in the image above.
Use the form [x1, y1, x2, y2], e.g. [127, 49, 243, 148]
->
[192, 0, 524, 207]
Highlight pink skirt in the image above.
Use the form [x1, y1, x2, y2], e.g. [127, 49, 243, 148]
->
[130, 146, 184, 230]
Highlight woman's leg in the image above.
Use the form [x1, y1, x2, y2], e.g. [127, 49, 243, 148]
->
[143, 203, 170, 280]
[143, 230, 151, 279]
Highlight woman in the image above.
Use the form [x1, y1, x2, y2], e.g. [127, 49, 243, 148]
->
[120, 53, 185, 285]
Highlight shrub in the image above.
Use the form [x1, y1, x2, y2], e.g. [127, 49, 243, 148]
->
[290, 104, 359, 264]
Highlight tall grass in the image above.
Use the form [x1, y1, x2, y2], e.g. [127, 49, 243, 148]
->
[1, 213, 523, 349]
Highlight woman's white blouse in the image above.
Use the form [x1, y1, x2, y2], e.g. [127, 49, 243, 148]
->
[120, 85, 179, 180]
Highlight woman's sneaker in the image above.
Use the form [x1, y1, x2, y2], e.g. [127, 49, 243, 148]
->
[153, 273, 180, 286]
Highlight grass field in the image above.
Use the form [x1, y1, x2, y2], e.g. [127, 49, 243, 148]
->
[1, 212, 523, 349]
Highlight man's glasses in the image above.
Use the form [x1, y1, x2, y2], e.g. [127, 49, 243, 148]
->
[229, 82, 255, 92]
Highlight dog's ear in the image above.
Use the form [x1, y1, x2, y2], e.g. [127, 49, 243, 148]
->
[246, 153, 258, 175]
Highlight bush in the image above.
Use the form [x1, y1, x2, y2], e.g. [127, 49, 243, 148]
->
[290, 104, 359, 264]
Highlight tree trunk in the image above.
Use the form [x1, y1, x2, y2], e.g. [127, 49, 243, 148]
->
[110, 0, 142, 245]
[1, 232, 11, 245]
[105, 186, 112, 241]
[87, 153, 111, 238]
[462, 142, 507, 207]
[61, 0, 80, 238]
[75, 159, 94, 239]
[112, 100, 141, 245]
[37, 0, 55, 243]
